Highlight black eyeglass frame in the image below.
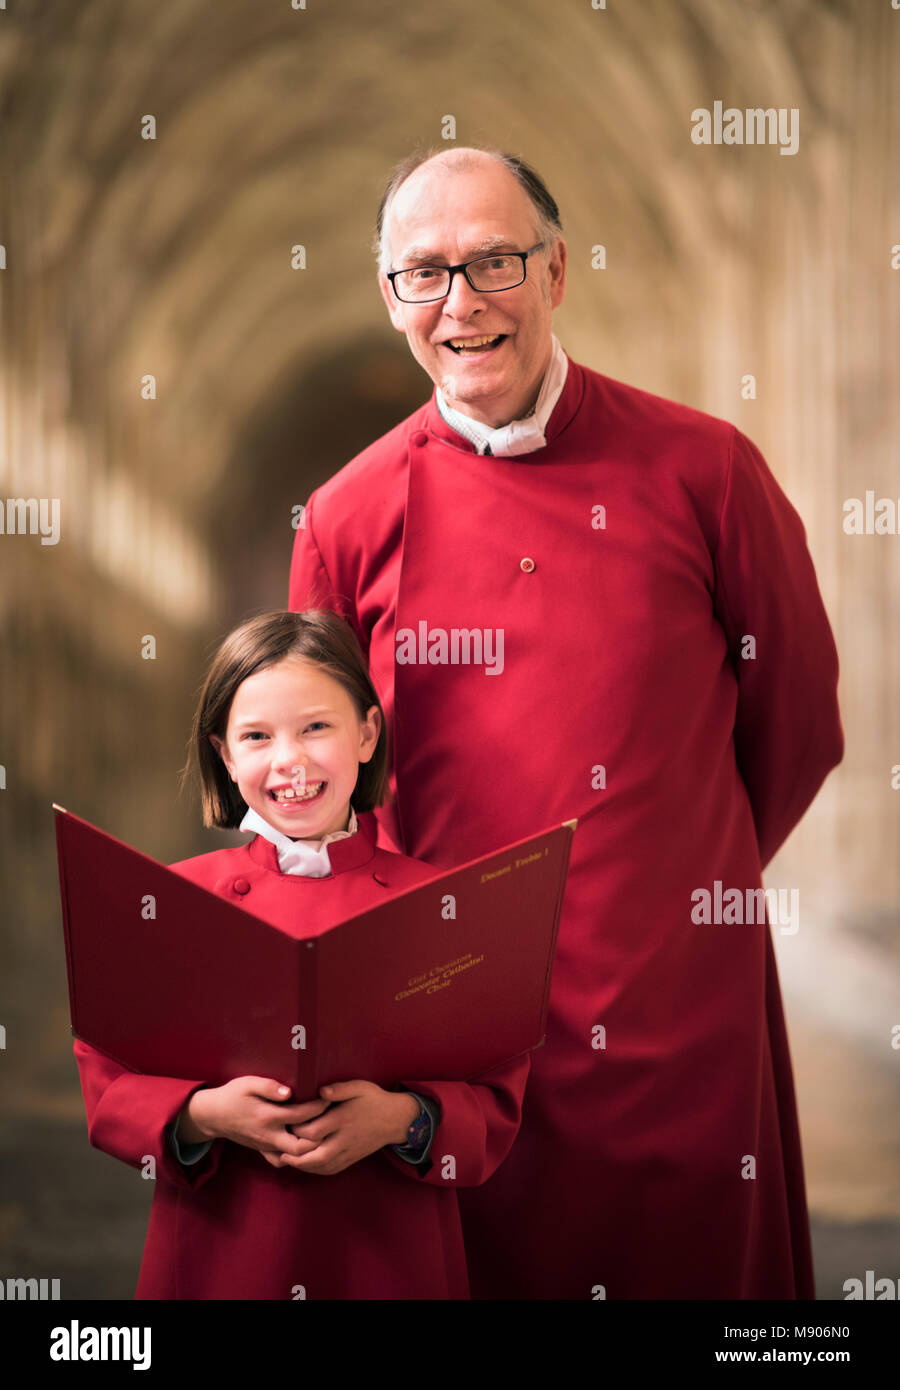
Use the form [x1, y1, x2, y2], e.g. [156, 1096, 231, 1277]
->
[386, 242, 546, 303]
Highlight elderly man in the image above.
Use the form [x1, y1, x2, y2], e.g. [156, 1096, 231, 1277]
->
[288, 144, 843, 1299]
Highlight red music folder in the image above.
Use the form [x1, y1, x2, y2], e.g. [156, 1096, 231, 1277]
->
[54, 806, 576, 1092]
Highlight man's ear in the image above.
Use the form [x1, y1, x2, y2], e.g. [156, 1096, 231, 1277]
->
[377, 271, 407, 333]
[547, 236, 567, 310]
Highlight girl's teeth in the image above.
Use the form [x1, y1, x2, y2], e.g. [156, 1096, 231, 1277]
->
[272, 783, 324, 802]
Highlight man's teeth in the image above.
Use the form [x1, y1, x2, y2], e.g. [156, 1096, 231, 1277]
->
[271, 783, 324, 802]
[448, 335, 502, 350]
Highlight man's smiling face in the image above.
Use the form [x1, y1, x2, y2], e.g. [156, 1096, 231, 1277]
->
[378, 151, 566, 429]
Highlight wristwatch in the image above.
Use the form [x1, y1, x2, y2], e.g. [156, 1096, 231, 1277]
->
[402, 1096, 432, 1151]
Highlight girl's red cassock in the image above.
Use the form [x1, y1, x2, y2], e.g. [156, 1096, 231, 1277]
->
[74, 813, 530, 1300]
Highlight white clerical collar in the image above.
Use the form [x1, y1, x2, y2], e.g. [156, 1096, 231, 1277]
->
[435, 333, 568, 456]
[239, 803, 359, 878]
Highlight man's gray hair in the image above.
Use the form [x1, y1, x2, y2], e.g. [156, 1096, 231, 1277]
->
[373, 144, 563, 274]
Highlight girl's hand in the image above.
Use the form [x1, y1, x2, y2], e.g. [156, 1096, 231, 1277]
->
[179, 1078, 330, 1163]
[281, 1080, 421, 1176]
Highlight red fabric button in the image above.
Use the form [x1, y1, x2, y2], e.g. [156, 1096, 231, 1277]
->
[232, 878, 251, 895]
[410, 430, 429, 447]
[520, 557, 536, 572]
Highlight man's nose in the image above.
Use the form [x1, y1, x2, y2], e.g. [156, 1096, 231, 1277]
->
[443, 268, 488, 318]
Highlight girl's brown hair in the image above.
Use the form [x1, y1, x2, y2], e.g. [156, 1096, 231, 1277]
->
[182, 610, 390, 828]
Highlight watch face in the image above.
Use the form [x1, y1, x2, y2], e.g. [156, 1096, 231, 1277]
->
[406, 1105, 430, 1148]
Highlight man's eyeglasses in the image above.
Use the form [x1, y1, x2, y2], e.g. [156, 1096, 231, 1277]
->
[387, 243, 545, 304]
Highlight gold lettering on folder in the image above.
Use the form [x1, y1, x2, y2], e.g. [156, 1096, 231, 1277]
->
[394, 952, 486, 1002]
[480, 849, 547, 883]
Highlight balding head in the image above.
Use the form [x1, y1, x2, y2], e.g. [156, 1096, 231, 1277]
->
[374, 144, 563, 273]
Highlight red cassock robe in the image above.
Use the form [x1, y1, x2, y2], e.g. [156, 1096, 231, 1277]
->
[73, 810, 531, 1300]
[288, 352, 844, 1299]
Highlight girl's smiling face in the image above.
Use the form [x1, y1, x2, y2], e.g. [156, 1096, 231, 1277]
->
[209, 656, 381, 841]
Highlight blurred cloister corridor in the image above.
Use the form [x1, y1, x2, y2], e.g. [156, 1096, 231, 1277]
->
[1, 0, 898, 1298]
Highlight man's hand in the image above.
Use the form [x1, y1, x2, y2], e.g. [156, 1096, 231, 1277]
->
[273, 1080, 421, 1176]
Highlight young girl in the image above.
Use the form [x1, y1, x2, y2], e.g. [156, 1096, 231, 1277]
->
[73, 609, 530, 1300]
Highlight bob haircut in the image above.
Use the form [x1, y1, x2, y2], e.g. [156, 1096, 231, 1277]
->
[182, 609, 390, 828]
